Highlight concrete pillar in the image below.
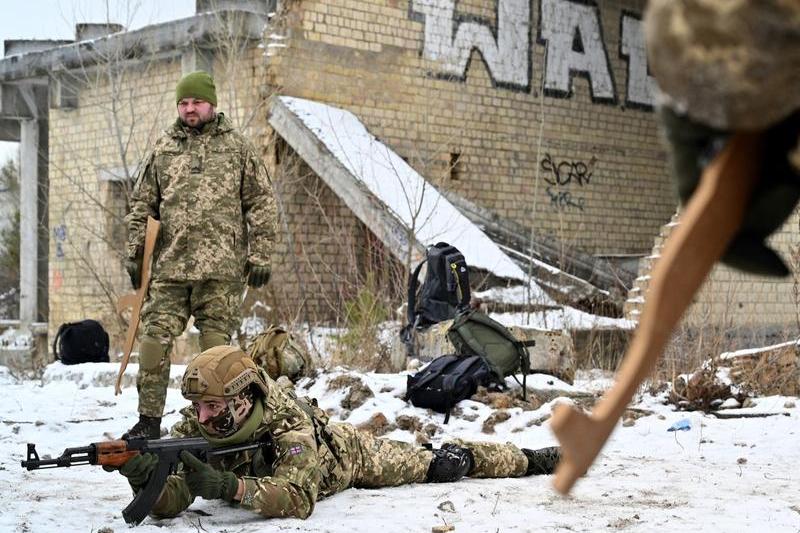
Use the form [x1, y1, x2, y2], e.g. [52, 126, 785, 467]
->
[19, 119, 38, 326]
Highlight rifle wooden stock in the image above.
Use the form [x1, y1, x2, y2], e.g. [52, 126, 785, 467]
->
[116, 216, 160, 395]
[550, 133, 762, 495]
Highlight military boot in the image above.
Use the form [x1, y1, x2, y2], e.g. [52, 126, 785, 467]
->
[522, 446, 561, 476]
[122, 414, 162, 440]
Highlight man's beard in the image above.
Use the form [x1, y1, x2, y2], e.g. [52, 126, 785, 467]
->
[181, 112, 215, 130]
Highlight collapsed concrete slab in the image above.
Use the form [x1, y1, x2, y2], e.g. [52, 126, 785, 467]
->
[268, 95, 555, 296]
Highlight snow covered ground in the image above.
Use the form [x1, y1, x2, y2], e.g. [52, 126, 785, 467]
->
[2, 362, 800, 532]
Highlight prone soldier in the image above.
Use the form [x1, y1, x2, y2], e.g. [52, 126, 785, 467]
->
[111, 346, 561, 520]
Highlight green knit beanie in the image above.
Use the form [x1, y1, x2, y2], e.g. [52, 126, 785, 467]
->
[175, 71, 217, 106]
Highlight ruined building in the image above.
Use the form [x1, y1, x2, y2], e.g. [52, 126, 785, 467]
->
[0, 0, 796, 360]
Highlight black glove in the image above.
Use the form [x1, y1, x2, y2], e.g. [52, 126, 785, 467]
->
[246, 261, 271, 288]
[180, 450, 239, 501]
[104, 452, 159, 491]
[124, 249, 144, 289]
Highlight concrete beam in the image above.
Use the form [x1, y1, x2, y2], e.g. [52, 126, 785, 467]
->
[0, 83, 47, 119]
[75, 23, 125, 42]
[49, 75, 79, 109]
[0, 10, 265, 83]
[4, 40, 73, 57]
[0, 118, 20, 141]
[19, 119, 38, 326]
[268, 97, 426, 267]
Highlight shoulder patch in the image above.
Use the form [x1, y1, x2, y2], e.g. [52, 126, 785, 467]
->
[288, 444, 304, 456]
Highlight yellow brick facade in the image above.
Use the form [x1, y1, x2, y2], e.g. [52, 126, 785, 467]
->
[270, 0, 674, 256]
[45, 0, 798, 352]
[685, 212, 800, 333]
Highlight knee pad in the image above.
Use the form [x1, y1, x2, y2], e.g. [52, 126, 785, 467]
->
[138, 335, 171, 371]
[425, 444, 475, 483]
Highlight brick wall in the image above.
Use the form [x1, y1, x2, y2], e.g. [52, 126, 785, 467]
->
[685, 211, 800, 333]
[48, 58, 185, 347]
[268, 0, 674, 258]
[626, 211, 800, 338]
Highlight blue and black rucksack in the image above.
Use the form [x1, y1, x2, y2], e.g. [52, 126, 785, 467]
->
[400, 242, 470, 353]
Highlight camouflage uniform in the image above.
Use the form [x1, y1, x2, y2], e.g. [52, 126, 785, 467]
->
[154, 371, 528, 519]
[125, 113, 277, 418]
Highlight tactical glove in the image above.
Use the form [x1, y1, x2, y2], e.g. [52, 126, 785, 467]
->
[659, 106, 800, 277]
[104, 452, 159, 491]
[180, 450, 239, 501]
[246, 261, 271, 288]
[124, 249, 144, 289]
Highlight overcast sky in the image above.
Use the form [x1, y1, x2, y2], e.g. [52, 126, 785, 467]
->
[0, 0, 196, 166]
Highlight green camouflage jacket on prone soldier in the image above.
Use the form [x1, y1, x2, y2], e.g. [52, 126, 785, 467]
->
[125, 113, 276, 281]
[158, 371, 361, 519]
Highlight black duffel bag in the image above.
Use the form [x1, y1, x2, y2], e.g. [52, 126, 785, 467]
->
[405, 354, 490, 424]
[53, 319, 110, 364]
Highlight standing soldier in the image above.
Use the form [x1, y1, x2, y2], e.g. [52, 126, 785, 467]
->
[109, 346, 561, 520]
[123, 71, 276, 440]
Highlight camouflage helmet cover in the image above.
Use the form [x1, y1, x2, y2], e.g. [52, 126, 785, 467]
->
[181, 345, 269, 400]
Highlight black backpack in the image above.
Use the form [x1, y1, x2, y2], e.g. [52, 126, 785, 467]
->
[406, 354, 491, 423]
[447, 309, 534, 400]
[53, 320, 110, 365]
[401, 242, 470, 350]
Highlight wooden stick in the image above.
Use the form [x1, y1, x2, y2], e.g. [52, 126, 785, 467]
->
[115, 216, 160, 395]
[550, 133, 762, 495]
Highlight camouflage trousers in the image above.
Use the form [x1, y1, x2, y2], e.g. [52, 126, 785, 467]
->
[321, 424, 528, 495]
[136, 278, 245, 417]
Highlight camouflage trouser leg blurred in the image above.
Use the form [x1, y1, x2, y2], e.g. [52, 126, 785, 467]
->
[447, 438, 528, 478]
[349, 428, 433, 488]
[347, 432, 528, 487]
[191, 279, 244, 350]
[137, 279, 244, 417]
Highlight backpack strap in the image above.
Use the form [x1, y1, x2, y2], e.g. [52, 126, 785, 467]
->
[445, 252, 471, 312]
[517, 339, 535, 400]
[440, 356, 486, 424]
[405, 258, 428, 328]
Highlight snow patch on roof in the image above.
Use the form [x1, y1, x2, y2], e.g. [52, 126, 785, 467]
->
[279, 96, 532, 285]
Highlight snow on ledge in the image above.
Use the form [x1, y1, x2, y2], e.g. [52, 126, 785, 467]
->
[719, 339, 800, 360]
[277, 95, 532, 285]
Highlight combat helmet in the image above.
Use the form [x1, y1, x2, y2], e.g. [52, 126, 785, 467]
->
[182, 345, 269, 400]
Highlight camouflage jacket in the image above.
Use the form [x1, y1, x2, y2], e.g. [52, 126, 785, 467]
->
[125, 113, 276, 281]
[155, 373, 354, 519]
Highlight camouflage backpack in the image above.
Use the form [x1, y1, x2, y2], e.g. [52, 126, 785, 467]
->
[245, 325, 313, 382]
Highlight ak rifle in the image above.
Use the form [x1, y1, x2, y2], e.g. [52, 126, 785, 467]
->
[22, 436, 260, 526]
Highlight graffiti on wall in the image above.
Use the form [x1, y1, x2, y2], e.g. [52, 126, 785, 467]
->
[52, 224, 67, 292]
[410, 0, 655, 108]
[53, 224, 67, 260]
[540, 153, 596, 211]
[410, 0, 530, 90]
[619, 11, 657, 110]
